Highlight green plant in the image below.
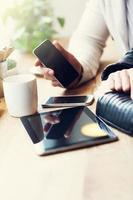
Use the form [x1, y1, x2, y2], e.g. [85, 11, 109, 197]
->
[7, 59, 17, 70]
[3, 0, 65, 53]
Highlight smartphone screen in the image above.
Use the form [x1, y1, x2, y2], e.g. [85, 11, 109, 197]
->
[41, 95, 94, 108]
[33, 40, 79, 88]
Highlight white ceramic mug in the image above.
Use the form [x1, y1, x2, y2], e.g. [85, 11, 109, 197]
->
[3, 74, 38, 117]
[0, 60, 7, 79]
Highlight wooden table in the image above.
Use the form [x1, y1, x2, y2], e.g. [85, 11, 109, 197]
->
[0, 39, 133, 200]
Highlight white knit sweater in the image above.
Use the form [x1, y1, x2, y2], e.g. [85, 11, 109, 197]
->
[68, 0, 132, 84]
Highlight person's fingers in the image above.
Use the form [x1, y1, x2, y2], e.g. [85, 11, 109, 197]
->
[35, 59, 43, 67]
[128, 69, 133, 99]
[52, 79, 62, 87]
[105, 69, 133, 98]
[43, 68, 55, 80]
[43, 67, 62, 87]
[108, 73, 115, 90]
[131, 82, 133, 99]
[53, 40, 70, 60]
[120, 70, 130, 92]
[114, 71, 122, 91]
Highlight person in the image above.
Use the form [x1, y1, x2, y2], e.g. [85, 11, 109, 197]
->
[35, 0, 133, 98]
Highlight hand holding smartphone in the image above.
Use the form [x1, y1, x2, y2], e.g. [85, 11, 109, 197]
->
[33, 40, 80, 88]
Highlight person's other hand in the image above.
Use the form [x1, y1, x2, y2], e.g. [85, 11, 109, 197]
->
[35, 41, 82, 88]
[106, 68, 133, 99]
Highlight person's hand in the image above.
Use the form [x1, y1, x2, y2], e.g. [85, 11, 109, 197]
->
[106, 68, 133, 99]
[35, 41, 82, 88]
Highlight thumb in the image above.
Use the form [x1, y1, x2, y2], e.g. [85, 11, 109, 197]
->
[53, 40, 70, 60]
[52, 40, 82, 75]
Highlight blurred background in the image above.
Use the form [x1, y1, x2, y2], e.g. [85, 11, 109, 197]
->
[0, 0, 88, 53]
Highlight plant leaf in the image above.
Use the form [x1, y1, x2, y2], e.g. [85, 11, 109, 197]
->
[57, 17, 65, 27]
[7, 59, 17, 70]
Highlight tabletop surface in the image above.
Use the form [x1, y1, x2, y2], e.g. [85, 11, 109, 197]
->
[0, 38, 133, 200]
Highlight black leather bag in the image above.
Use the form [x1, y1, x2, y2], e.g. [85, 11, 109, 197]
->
[96, 92, 133, 135]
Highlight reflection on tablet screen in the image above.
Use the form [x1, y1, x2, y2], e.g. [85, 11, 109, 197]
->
[21, 106, 118, 155]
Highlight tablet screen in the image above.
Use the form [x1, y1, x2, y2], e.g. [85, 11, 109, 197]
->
[20, 107, 118, 155]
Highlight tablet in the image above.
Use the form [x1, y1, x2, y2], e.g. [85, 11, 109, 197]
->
[20, 106, 118, 156]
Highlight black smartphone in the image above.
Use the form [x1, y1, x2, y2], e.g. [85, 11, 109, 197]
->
[41, 95, 94, 108]
[33, 40, 79, 88]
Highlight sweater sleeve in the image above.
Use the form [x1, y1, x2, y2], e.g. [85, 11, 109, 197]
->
[102, 48, 133, 80]
[68, 0, 109, 84]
